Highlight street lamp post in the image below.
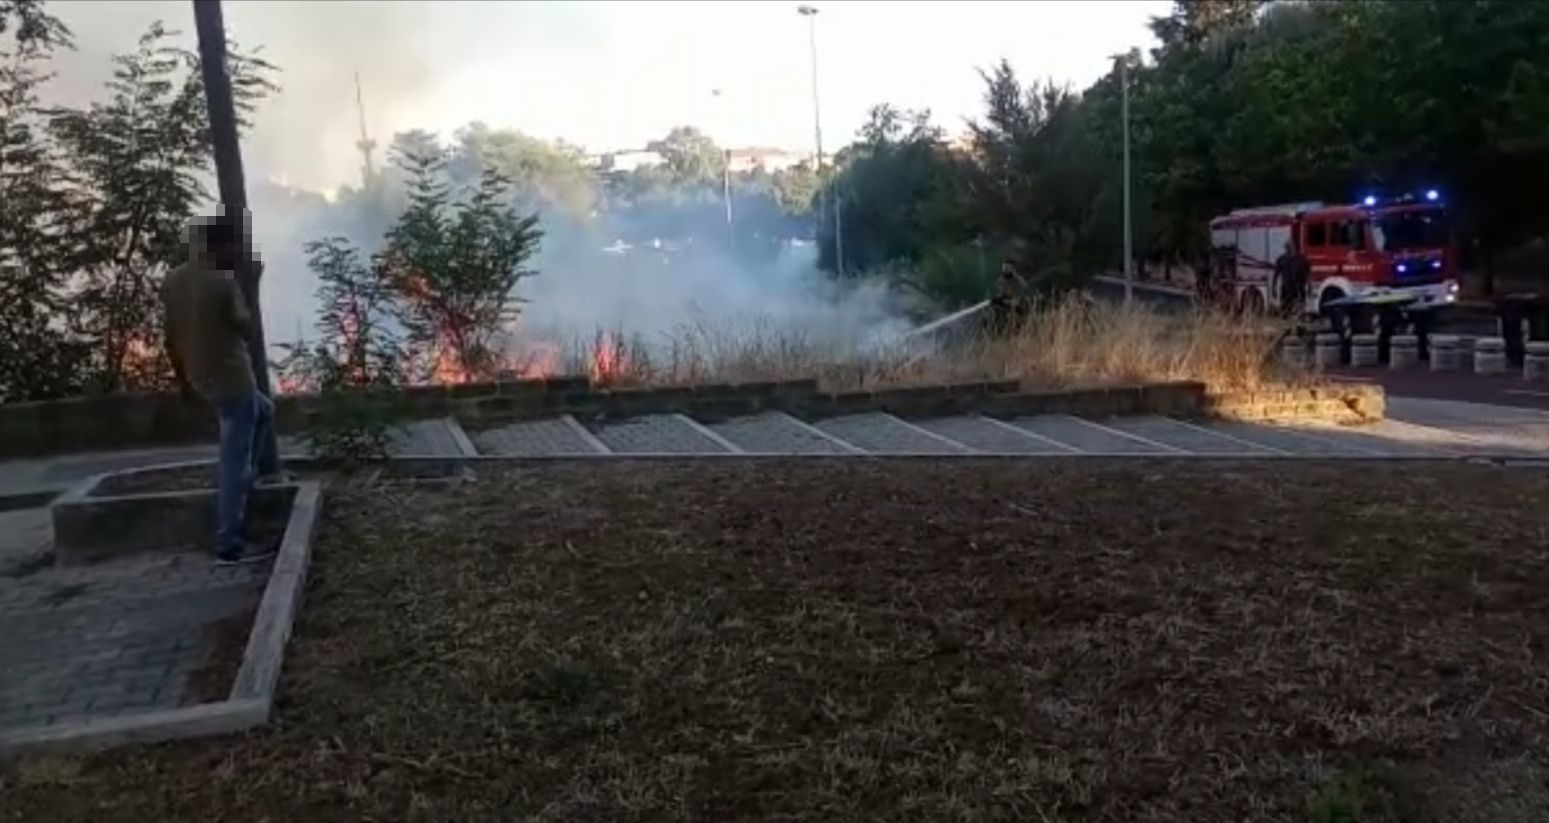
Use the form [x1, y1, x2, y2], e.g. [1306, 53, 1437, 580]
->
[797, 5, 825, 246]
[194, 0, 278, 473]
[711, 88, 734, 249]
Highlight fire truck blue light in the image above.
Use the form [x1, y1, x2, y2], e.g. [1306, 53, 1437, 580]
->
[1363, 195, 1378, 206]
[1425, 189, 1440, 201]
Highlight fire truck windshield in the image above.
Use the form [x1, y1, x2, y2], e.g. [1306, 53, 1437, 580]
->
[1371, 209, 1448, 252]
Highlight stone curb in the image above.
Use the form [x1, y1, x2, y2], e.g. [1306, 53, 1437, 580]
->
[368, 452, 1548, 465]
[0, 481, 322, 756]
[50, 476, 297, 566]
[231, 482, 322, 703]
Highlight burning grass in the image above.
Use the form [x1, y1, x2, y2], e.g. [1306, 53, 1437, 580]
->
[5, 460, 1547, 821]
[537, 295, 1296, 393]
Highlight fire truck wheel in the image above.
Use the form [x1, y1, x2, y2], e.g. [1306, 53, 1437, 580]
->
[1318, 287, 1346, 318]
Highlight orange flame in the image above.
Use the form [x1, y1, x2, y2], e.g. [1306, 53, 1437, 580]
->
[428, 337, 472, 385]
[275, 373, 308, 395]
[590, 331, 629, 385]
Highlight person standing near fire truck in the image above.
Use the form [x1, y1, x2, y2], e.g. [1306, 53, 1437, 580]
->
[1273, 240, 1310, 317]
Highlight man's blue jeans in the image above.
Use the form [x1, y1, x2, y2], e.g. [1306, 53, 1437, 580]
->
[216, 391, 274, 557]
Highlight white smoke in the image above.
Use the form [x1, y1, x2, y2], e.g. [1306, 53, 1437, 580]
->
[39, 0, 931, 362]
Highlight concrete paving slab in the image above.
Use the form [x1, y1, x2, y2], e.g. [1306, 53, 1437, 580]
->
[1105, 416, 1278, 455]
[815, 413, 968, 455]
[474, 417, 605, 456]
[917, 416, 1071, 455]
[1008, 415, 1175, 455]
[709, 413, 856, 455]
[387, 418, 470, 457]
[1282, 421, 1464, 457]
[1201, 421, 1374, 456]
[589, 414, 732, 454]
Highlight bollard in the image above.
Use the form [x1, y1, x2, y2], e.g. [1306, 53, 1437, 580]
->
[1280, 336, 1309, 369]
[1526, 341, 1549, 381]
[1390, 335, 1419, 370]
[1475, 337, 1507, 375]
[1350, 333, 1379, 367]
[1456, 336, 1476, 372]
[1429, 334, 1460, 371]
[1314, 332, 1342, 370]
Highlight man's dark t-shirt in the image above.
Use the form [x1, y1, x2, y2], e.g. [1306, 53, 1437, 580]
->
[1275, 251, 1310, 308]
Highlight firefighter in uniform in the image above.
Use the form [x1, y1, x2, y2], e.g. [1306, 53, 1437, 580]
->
[1273, 240, 1310, 317]
[989, 260, 1030, 333]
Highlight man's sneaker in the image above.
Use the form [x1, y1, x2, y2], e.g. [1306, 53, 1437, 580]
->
[255, 471, 297, 488]
[215, 542, 278, 566]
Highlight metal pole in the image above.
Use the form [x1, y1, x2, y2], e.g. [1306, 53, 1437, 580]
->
[798, 6, 825, 247]
[834, 193, 844, 276]
[711, 88, 734, 248]
[1120, 56, 1133, 304]
[193, 0, 278, 473]
[723, 148, 734, 250]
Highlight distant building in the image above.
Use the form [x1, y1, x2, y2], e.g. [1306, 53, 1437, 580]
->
[585, 149, 666, 173]
[944, 132, 977, 155]
[726, 147, 811, 174]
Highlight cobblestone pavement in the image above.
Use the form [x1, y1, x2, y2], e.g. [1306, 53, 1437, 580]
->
[0, 551, 268, 733]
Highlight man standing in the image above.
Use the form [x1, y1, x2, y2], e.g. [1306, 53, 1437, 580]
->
[990, 259, 1031, 332]
[1274, 240, 1310, 317]
[162, 212, 276, 565]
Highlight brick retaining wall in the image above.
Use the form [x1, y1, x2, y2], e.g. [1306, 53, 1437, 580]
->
[1203, 384, 1385, 425]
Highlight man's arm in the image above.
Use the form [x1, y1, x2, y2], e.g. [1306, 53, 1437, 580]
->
[163, 303, 196, 402]
[223, 274, 253, 340]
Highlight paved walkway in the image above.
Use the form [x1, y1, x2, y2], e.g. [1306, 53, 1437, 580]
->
[469, 407, 1549, 459]
[0, 553, 268, 732]
[0, 417, 472, 742]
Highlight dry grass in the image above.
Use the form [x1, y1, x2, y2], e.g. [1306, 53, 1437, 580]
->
[548, 295, 1298, 393]
[966, 295, 1299, 392]
[5, 460, 1547, 822]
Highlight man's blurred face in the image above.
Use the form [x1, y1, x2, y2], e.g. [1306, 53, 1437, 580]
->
[206, 219, 240, 270]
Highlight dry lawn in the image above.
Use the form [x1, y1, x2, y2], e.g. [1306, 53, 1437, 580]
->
[5, 460, 1546, 822]
[563, 296, 1297, 394]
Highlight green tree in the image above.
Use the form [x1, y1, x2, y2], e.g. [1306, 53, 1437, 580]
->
[815, 104, 964, 275]
[280, 237, 403, 390]
[379, 146, 543, 382]
[275, 237, 407, 465]
[48, 21, 275, 392]
[965, 62, 1107, 290]
[449, 121, 597, 218]
[771, 160, 819, 216]
[0, 0, 79, 401]
[647, 125, 725, 188]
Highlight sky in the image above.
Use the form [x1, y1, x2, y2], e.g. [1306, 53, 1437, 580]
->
[44, 0, 1170, 194]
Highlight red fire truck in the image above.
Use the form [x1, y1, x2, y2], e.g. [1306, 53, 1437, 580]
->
[1205, 192, 1460, 315]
